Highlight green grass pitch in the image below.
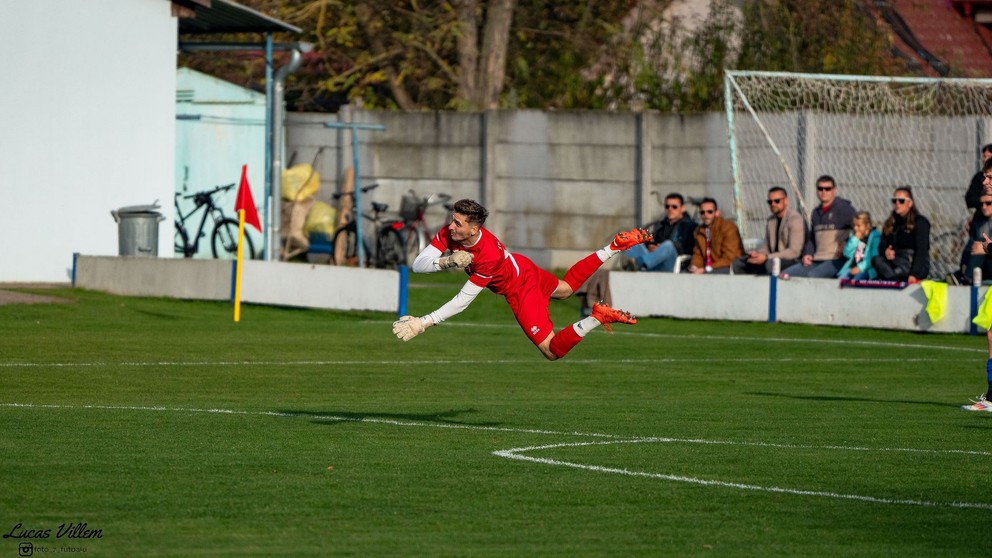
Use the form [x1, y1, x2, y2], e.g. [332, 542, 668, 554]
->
[1, 273, 990, 556]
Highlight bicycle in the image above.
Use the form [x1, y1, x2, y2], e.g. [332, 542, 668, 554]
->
[331, 183, 406, 269]
[398, 190, 453, 264]
[174, 183, 255, 260]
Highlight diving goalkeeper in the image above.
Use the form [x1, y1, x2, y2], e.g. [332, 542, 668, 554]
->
[392, 198, 651, 360]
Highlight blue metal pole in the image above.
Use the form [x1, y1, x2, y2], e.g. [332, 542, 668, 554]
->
[971, 284, 980, 336]
[230, 260, 238, 305]
[322, 121, 386, 268]
[768, 275, 777, 324]
[263, 33, 274, 261]
[352, 129, 365, 268]
[398, 265, 409, 317]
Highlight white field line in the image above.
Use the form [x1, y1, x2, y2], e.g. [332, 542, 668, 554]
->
[2, 401, 990, 510]
[0, 356, 969, 368]
[494, 440, 992, 511]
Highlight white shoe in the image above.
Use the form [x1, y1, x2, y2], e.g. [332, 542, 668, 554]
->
[961, 394, 992, 412]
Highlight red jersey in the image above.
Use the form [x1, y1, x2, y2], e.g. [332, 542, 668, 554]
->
[430, 226, 523, 296]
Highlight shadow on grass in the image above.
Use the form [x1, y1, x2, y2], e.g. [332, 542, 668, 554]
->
[746, 391, 953, 408]
[276, 408, 504, 428]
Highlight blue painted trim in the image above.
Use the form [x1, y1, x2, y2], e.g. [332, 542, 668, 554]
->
[230, 260, 237, 305]
[71, 252, 78, 287]
[768, 275, 777, 323]
[971, 284, 980, 336]
[398, 266, 409, 318]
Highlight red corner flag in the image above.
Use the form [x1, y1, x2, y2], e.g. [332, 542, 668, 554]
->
[235, 164, 261, 232]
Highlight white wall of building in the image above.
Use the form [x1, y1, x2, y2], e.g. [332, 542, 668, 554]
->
[0, 0, 177, 282]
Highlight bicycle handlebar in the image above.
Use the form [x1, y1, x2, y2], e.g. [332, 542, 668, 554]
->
[179, 183, 236, 201]
[332, 183, 379, 201]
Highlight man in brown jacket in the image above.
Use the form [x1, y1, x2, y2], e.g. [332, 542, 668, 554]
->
[689, 197, 744, 274]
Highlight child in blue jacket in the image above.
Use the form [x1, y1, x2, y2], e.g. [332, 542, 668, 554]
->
[838, 211, 880, 280]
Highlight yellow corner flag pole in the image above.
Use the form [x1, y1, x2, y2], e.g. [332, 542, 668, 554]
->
[233, 208, 246, 322]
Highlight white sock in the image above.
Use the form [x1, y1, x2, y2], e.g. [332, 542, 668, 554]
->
[573, 316, 601, 337]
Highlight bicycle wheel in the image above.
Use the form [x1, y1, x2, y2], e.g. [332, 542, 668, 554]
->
[332, 225, 359, 266]
[403, 223, 426, 265]
[174, 222, 192, 258]
[211, 218, 254, 259]
[377, 227, 406, 269]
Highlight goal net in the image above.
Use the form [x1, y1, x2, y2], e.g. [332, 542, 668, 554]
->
[724, 70, 992, 279]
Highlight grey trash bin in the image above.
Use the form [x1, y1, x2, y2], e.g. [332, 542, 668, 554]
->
[111, 202, 165, 257]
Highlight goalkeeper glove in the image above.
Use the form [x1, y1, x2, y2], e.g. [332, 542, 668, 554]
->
[437, 250, 473, 270]
[392, 315, 429, 341]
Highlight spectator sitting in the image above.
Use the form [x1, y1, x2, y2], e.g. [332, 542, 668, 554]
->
[731, 186, 805, 275]
[688, 197, 744, 275]
[965, 143, 992, 217]
[957, 144, 992, 277]
[624, 193, 696, 272]
[780, 175, 856, 278]
[871, 186, 930, 284]
[838, 211, 880, 280]
[955, 191, 992, 285]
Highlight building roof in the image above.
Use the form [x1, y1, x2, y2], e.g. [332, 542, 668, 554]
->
[177, 0, 301, 35]
[872, 0, 992, 78]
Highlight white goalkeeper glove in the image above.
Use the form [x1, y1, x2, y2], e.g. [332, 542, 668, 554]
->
[437, 250, 473, 270]
[392, 315, 429, 341]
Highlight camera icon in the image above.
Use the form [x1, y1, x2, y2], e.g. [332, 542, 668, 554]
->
[18, 542, 33, 557]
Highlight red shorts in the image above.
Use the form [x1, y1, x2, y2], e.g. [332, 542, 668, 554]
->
[502, 255, 560, 346]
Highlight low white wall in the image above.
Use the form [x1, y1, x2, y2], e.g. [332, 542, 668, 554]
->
[75, 256, 231, 300]
[612, 273, 770, 322]
[74, 256, 397, 313]
[73, 256, 982, 334]
[240, 260, 397, 312]
[610, 271, 983, 334]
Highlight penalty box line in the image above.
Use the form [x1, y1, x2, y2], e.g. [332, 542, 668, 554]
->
[4, 401, 990, 510]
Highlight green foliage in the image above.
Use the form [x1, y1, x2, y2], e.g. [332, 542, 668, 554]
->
[179, 0, 912, 113]
[736, 0, 906, 76]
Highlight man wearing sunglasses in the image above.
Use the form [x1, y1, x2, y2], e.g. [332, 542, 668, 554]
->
[957, 191, 992, 285]
[688, 197, 744, 274]
[964, 143, 992, 215]
[955, 144, 992, 283]
[623, 193, 697, 272]
[780, 175, 856, 278]
[732, 186, 806, 275]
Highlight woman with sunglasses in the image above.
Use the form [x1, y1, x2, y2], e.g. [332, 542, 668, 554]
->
[871, 186, 930, 283]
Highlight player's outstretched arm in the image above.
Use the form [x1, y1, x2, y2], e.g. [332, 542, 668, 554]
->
[412, 245, 473, 273]
[391, 280, 484, 341]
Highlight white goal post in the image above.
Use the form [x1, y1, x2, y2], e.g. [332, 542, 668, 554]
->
[724, 70, 992, 279]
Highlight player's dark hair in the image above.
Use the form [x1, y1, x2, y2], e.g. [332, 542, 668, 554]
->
[984, 156, 992, 172]
[453, 199, 488, 226]
[665, 193, 684, 205]
[700, 197, 718, 210]
[768, 186, 787, 197]
[982, 143, 992, 156]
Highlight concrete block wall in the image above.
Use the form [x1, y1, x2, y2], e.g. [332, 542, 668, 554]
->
[285, 109, 731, 269]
